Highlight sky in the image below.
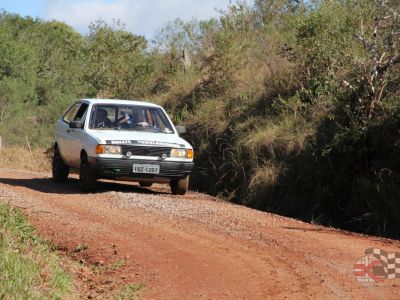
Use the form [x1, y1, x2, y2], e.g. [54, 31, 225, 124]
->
[0, 0, 235, 38]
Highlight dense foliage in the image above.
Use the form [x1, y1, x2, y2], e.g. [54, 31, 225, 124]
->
[1, 0, 400, 238]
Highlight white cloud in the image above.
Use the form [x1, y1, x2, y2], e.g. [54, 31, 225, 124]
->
[44, 0, 232, 37]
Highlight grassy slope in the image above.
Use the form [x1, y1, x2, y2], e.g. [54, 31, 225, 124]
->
[0, 148, 145, 299]
[0, 203, 74, 299]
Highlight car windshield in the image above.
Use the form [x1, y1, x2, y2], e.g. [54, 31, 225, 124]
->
[89, 104, 174, 134]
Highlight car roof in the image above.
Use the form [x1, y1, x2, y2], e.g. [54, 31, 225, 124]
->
[80, 98, 162, 108]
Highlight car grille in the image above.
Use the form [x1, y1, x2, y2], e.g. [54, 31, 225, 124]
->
[121, 146, 171, 157]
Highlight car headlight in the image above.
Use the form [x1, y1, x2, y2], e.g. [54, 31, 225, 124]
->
[96, 144, 122, 154]
[170, 148, 187, 158]
[105, 145, 122, 154]
[170, 148, 194, 159]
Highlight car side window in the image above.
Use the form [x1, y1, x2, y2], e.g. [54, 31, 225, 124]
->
[73, 103, 89, 123]
[62, 103, 81, 124]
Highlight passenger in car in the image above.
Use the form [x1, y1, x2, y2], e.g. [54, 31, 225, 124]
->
[117, 111, 134, 128]
[95, 109, 112, 128]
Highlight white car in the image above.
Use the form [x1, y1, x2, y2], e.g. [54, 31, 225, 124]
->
[52, 99, 194, 194]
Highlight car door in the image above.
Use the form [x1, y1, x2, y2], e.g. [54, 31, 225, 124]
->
[56, 102, 81, 165]
[65, 103, 89, 168]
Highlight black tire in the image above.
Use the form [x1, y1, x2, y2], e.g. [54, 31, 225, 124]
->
[170, 176, 189, 195]
[52, 146, 70, 183]
[139, 182, 153, 187]
[79, 154, 97, 192]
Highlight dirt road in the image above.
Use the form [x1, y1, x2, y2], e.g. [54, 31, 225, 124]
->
[0, 169, 399, 299]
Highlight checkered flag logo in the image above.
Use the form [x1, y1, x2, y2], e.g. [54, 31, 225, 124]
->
[365, 248, 400, 280]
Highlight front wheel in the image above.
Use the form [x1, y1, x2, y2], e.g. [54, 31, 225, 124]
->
[52, 146, 70, 182]
[170, 176, 189, 195]
[79, 155, 97, 192]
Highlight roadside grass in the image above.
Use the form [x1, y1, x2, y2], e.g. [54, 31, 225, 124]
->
[87, 258, 144, 299]
[0, 202, 75, 299]
[114, 283, 145, 300]
[91, 258, 127, 274]
[0, 146, 51, 172]
[0, 148, 147, 299]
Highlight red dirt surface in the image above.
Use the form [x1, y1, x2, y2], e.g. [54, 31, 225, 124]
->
[1, 169, 400, 299]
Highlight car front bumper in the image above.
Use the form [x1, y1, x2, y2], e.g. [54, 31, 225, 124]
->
[89, 157, 194, 180]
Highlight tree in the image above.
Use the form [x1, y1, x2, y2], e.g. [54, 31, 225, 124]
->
[343, 1, 400, 121]
[84, 20, 151, 99]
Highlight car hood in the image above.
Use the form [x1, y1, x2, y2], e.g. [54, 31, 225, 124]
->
[89, 130, 192, 149]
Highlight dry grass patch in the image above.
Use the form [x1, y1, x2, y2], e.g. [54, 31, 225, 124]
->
[0, 147, 51, 172]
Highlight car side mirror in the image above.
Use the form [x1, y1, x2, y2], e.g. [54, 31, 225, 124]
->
[175, 125, 186, 134]
[69, 121, 83, 129]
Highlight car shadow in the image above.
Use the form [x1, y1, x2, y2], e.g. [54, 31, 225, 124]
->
[0, 177, 169, 195]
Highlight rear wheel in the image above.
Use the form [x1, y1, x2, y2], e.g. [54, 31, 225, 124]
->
[170, 176, 189, 195]
[52, 146, 69, 182]
[79, 154, 97, 192]
[139, 182, 153, 187]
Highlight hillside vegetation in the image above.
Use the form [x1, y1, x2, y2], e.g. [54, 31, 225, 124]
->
[1, 0, 400, 238]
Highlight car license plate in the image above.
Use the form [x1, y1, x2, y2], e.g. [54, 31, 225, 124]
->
[132, 164, 160, 174]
